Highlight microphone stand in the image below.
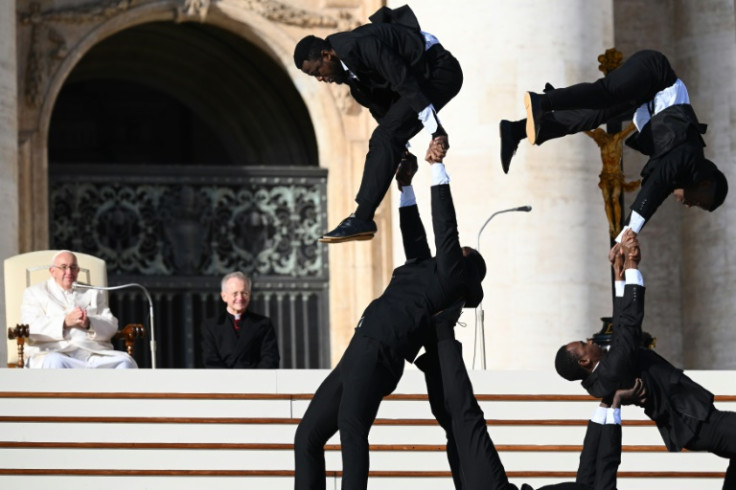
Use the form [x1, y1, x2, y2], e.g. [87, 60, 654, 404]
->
[473, 205, 532, 369]
[73, 282, 157, 369]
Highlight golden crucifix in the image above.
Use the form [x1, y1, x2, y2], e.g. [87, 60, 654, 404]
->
[588, 48, 641, 238]
[585, 126, 640, 237]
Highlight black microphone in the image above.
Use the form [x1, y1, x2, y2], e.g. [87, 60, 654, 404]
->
[73, 281, 158, 369]
[476, 205, 533, 249]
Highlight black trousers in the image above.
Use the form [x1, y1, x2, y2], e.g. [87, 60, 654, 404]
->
[415, 341, 464, 489]
[434, 338, 592, 490]
[354, 45, 463, 221]
[536, 49, 678, 144]
[434, 339, 513, 490]
[684, 408, 736, 490]
[293, 334, 404, 490]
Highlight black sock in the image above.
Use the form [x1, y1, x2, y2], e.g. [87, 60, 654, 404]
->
[511, 120, 527, 140]
[354, 205, 374, 222]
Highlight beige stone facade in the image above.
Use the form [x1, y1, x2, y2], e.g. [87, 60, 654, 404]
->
[0, 0, 19, 366]
[1, 0, 734, 369]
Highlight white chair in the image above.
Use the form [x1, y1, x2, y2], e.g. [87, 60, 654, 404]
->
[5, 250, 144, 368]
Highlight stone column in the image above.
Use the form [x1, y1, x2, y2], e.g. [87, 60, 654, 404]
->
[672, 0, 736, 368]
[612, 0, 685, 367]
[614, 0, 736, 369]
[389, 1, 615, 369]
[0, 0, 19, 366]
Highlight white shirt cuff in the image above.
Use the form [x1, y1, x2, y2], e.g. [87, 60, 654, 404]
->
[591, 406, 608, 424]
[615, 212, 646, 243]
[606, 408, 622, 425]
[431, 163, 450, 185]
[400, 185, 417, 207]
[418, 104, 440, 136]
[614, 226, 629, 243]
[614, 280, 625, 298]
[625, 269, 644, 287]
[628, 211, 645, 234]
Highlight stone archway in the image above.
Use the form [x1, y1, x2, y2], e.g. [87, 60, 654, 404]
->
[48, 20, 318, 167]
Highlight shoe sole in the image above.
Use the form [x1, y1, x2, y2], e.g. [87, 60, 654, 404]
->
[523, 92, 537, 145]
[318, 233, 375, 244]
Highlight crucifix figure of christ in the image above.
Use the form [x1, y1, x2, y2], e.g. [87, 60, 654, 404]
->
[585, 124, 640, 238]
[587, 48, 641, 238]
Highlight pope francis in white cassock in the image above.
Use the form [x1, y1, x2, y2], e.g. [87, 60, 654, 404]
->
[19, 250, 137, 369]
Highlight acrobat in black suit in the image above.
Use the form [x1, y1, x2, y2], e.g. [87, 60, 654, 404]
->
[293, 151, 486, 490]
[555, 232, 736, 489]
[428, 301, 635, 490]
[500, 50, 727, 242]
[294, 5, 463, 243]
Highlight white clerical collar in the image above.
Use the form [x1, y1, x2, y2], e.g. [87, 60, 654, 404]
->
[48, 278, 73, 295]
[47, 278, 76, 306]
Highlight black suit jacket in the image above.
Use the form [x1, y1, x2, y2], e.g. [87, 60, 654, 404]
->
[201, 310, 280, 369]
[327, 6, 434, 120]
[625, 103, 709, 223]
[581, 284, 713, 451]
[357, 184, 471, 362]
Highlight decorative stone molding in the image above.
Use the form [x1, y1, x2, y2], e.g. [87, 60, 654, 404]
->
[18, 0, 136, 107]
[334, 85, 361, 115]
[175, 0, 210, 23]
[22, 0, 135, 24]
[228, 0, 356, 30]
[18, 0, 356, 108]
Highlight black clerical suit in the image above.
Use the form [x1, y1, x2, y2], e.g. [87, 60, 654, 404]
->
[532, 49, 716, 230]
[293, 183, 478, 490]
[429, 315, 620, 490]
[200, 310, 279, 369]
[582, 281, 736, 489]
[327, 6, 463, 221]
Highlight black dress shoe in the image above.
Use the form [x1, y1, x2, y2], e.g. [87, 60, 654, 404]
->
[319, 214, 377, 243]
[523, 91, 544, 145]
[499, 120, 521, 174]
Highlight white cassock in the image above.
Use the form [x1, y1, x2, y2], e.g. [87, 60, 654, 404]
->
[20, 278, 137, 369]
